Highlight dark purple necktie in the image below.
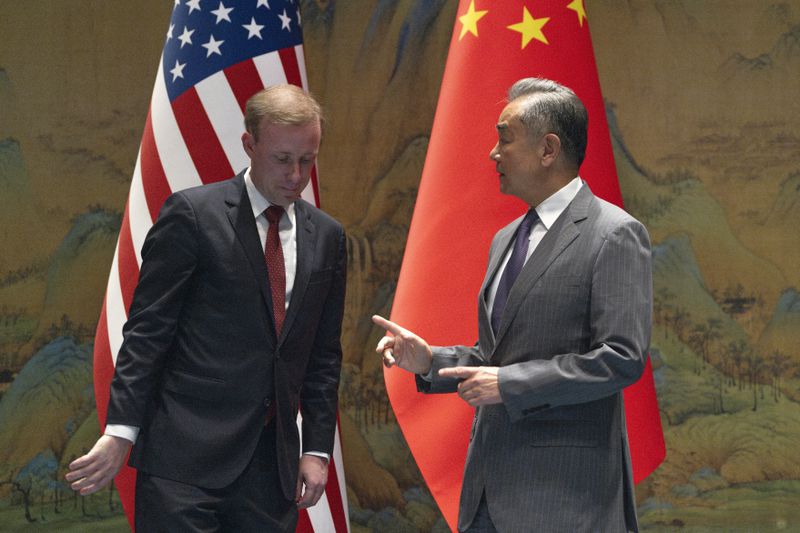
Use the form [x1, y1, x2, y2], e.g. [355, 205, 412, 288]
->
[491, 210, 538, 333]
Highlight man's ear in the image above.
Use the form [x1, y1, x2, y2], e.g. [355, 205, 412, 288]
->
[241, 131, 255, 157]
[540, 133, 561, 167]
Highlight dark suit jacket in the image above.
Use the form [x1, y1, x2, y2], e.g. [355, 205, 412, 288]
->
[419, 185, 651, 532]
[106, 172, 346, 499]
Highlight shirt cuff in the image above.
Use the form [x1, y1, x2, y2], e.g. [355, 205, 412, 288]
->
[419, 366, 435, 382]
[105, 424, 139, 444]
[303, 451, 330, 462]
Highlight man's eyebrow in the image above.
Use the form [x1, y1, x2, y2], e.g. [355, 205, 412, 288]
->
[496, 123, 509, 133]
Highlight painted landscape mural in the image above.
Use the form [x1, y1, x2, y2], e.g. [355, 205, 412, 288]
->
[0, 1, 798, 531]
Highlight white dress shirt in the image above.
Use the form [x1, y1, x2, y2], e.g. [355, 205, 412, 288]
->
[485, 177, 584, 315]
[244, 169, 297, 309]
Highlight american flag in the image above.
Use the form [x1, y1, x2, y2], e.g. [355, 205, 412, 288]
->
[92, 1, 349, 531]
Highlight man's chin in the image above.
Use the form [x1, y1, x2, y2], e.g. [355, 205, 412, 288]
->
[277, 191, 303, 205]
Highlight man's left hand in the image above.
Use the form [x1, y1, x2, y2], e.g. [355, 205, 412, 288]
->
[438, 366, 502, 406]
[296, 454, 328, 509]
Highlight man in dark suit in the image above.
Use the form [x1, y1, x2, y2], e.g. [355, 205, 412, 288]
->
[373, 78, 651, 532]
[67, 85, 347, 532]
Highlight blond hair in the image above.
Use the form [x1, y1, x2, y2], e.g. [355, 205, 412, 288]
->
[244, 84, 323, 140]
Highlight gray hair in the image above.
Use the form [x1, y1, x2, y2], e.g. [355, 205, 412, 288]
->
[507, 78, 588, 168]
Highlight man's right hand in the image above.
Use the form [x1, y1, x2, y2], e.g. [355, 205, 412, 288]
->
[372, 315, 433, 375]
[66, 435, 132, 495]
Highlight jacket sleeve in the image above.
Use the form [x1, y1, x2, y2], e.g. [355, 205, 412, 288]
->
[106, 192, 199, 427]
[415, 344, 485, 394]
[300, 227, 347, 455]
[498, 219, 652, 422]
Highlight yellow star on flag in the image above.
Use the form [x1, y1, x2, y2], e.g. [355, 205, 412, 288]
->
[507, 7, 549, 49]
[567, 0, 587, 27]
[458, 0, 488, 40]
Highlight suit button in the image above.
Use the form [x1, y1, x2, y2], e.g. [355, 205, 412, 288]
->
[264, 398, 272, 407]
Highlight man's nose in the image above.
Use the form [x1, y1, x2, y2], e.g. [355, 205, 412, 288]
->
[288, 161, 302, 181]
[489, 144, 500, 161]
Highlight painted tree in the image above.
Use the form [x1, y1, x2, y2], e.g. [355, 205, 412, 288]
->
[767, 351, 790, 402]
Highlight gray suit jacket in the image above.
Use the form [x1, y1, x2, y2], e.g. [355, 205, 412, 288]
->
[418, 184, 651, 532]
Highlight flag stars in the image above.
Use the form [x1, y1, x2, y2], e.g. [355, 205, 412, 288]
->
[170, 60, 186, 81]
[507, 7, 549, 49]
[458, 0, 488, 40]
[243, 17, 265, 39]
[257, 0, 270, 8]
[296, 9, 302, 27]
[166, 23, 175, 40]
[278, 9, 292, 31]
[178, 26, 195, 48]
[211, 1, 233, 23]
[202, 34, 224, 57]
[567, 0, 587, 27]
[186, 0, 202, 14]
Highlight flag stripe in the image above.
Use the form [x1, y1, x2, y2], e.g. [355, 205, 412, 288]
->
[307, 493, 333, 532]
[150, 61, 203, 191]
[93, 302, 114, 424]
[293, 47, 319, 206]
[320, 443, 349, 533]
[254, 51, 289, 87]
[297, 510, 314, 531]
[172, 87, 235, 184]
[225, 58, 266, 112]
[195, 73, 249, 173]
[295, 45, 309, 91]
[105, 242, 127, 365]
[331, 422, 349, 526]
[116, 207, 140, 317]
[140, 114, 173, 223]
[303, 167, 320, 206]
[128, 158, 152, 264]
[278, 46, 303, 87]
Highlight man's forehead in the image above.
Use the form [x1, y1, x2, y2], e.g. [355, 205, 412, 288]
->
[496, 109, 522, 133]
[499, 97, 527, 120]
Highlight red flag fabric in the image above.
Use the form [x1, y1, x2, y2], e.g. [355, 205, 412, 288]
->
[92, 2, 348, 531]
[385, 0, 665, 529]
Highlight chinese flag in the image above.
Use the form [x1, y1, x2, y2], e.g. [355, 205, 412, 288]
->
[385, 1, 665, 529]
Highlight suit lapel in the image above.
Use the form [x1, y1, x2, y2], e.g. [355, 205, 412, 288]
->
[280, 200, 316, 346]
[492, 187, 593, 350]
[225, 173, 279, 339]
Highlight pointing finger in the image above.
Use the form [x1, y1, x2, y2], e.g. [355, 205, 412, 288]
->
[438, 367, 480, 379]
[371, 315, 405, 336]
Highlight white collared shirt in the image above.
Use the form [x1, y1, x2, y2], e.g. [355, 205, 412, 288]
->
[244, 168, 297, 309]
[485, 176, 584, 315]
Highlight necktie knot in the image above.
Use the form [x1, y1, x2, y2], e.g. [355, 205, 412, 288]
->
[519, 209, 538, 234]
[265, 205, 285, 225]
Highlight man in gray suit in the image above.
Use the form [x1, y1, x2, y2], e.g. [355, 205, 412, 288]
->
[373, 78, 651, 532]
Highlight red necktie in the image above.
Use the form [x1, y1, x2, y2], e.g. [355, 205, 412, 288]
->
[264, 206, 286, 335]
